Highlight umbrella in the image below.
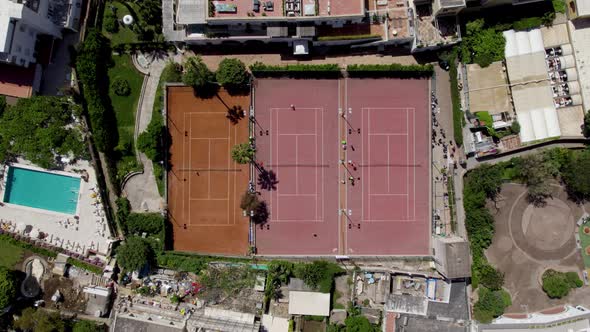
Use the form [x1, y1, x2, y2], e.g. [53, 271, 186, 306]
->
[29, 228, 40, 239]
[15, 223, 26, 233]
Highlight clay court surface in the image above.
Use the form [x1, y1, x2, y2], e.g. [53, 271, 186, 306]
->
[254, 78, 430, 256]
[167, 86, 250, 255]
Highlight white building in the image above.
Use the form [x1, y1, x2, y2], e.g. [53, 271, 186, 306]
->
[0, 0, 82, 67]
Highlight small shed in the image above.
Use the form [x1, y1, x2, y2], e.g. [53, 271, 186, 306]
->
[288, 291, 330, 316]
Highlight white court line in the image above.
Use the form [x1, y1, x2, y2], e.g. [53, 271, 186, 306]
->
[361, 105, 364, 222]
[183, 112, 187, 223]
[279, 133, 317, 136]
[295, 136, 298, 195]
[190, 137, 229, 140]
[315, 107, 318, 220]
[208, 140, 211, 200]
[406, 108, 409, 220]
[369, 193, 408, 196]
[368, 133, 408, 136]
[368, 108, 371, 221]
[412, 107, 416, 220]
[278, 194, 318, 197]
[387, 136, 390, 193]
[189, 198, 229, 201]
[226, 122, 230, 225]
[271, 219, 324, 223]
[189, 113, 193, 223]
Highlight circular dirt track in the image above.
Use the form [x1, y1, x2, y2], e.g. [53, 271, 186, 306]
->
[509, 186, 577, 261]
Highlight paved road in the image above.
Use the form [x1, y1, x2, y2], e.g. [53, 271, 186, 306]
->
[123, 56, 166, 212]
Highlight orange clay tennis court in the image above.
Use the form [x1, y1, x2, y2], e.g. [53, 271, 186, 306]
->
[167, 86, 250, 255]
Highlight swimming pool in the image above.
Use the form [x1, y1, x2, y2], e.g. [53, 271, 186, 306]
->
[3, 166, 81, 214]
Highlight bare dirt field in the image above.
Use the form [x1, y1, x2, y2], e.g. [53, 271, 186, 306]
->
[486, 183, 590, 312]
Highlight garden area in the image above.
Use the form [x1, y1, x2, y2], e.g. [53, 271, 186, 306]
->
[541, 269, 582, 299]
[579, 217, 590, 268]
[464, 148, 590, 321]
[101, 0, 162, 47]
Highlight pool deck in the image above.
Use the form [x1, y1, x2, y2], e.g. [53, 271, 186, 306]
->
[0, 160, 112, 257]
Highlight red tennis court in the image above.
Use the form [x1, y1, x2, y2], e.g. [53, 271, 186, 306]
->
[345, 78, 430, 255]
[254, 79, 340, 255]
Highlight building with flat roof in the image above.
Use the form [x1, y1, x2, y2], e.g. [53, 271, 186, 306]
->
[0, 0, 81, 67]
[478, 305, 590, 331]
[288, 291, 331, 316]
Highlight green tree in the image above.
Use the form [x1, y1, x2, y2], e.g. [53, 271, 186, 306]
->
[103, 10, 119, 33]
[562, 150, 590, 200]
[510, 120, 520, 134]
[73, 320, 105, 332]
[111, 78, 131, 96]
[516, 154, 553, 206]
[0, 267, 16, 309]
[542, 274, 570, 298]
[344, 316, 374, 332]
[240, 192, 261, 211]
[0, 96, 86, 168]
[461, 19, 505, 67]
[14, 308, 65, 332]
[231, 143, 255, 164]
[473, 287, 510, 323]
[479, 264, 504, 291]
[216, 58, 250, 93]
[182, 56, 215, 92]
[583, 111, 590, 138]
[116, 237, 152, 271]
[137, 118, 164, 161]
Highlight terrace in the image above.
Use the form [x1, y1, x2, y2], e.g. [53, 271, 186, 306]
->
[209, 0, 363, 19]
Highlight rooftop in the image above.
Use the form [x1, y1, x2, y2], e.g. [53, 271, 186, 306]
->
[397, 314, 468, 332]
[433, 237, 471, 279]
[0, 63, 35, 98]
[288, 291, 331, 316]
[209, 0, 364, 19]
[466, 62, 511, 116]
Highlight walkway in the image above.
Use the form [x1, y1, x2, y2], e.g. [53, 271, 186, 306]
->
[123, 54, 166, 212]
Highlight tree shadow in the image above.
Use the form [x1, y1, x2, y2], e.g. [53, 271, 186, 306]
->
[224, 83, 250, 96]
[257, 167, 278, 191]
[226, 105, 245, 125]
[252, 201, 269, 225]
[193, 83, 219, 99]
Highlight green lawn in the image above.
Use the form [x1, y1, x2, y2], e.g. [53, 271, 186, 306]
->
[0, 240, 24, 269]
[108, 54, 144, 150]
[579, 223, 590, 268]
[102, 1, 138, 45]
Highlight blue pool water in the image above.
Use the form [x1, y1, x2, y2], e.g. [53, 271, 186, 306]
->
[3, 166, 81, 214]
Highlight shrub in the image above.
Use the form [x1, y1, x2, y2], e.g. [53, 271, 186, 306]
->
[583, 111, 590, 138]
[216, 58, 249, 93]
[343, 316, 374, 332]
[112, 78, 131, 96]
[294, 261, 343, 293]
[347, 64, 434, 78]
[513, 17, 543, 31]
[67, 258, 103, 274]
[249, 62, 341, 78]
[479, 264, 504, 291]
[0, 267, 16, 309]
[104, 10, 119, 34]
[448, 49, 463, 146]
[137, 117, 164, 161]
[182, 55, 216, 92]
[126, 213, 165, 236]
[116, 237, 153, 271]
[542, 269, 579, 299]
[461, 19, 505, 67]
[473, 287, 511, 323]
[231, 143, 255, 164]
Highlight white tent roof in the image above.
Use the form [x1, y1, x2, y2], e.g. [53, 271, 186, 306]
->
[288, 291, 330, 316]
[504, 29, 544, 58]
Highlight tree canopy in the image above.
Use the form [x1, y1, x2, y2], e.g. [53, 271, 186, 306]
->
[231, 143, 255, 164]
[542, 269, 582, 299]
[182, 56, 216, 93]
[0, 96, 86, 168]
[461, 19, 506, 68]
[116, 237, 153, 271]
[73, 320, 105, 332]
[473, 287, 511, 323]
[137, 117, 164, 162]
[14, 307, 65, 332]
[344, 316, 374, 332]
[0, 267, 16, 309]
[562, 150, 590, 200]
[216, 58, 250, 93]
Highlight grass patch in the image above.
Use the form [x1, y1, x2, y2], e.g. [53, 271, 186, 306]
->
[102, 2, 138, 45]
[579, 221, 590, 268]
[552, 0, 566, 13]
[332, 289, 345, 309]
[108, 54, 144, 149]
[0, 240, 24, 269]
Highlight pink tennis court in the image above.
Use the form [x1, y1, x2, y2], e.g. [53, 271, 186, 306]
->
[253, 77, 430, 256]
[345, 79, 430, 255]
[254, 79, 340, 255]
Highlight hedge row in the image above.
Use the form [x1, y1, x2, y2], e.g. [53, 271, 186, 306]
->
[67, 257, 104, 275]
[449, 51, 464, 146]
[249, 62, 341, 78]
[346, 64, 434, 78]
[317, 34, 381, 41]
[0, 233, 57, 258]
[75, 29, 118, 153]
[0, 233, 104, 274]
